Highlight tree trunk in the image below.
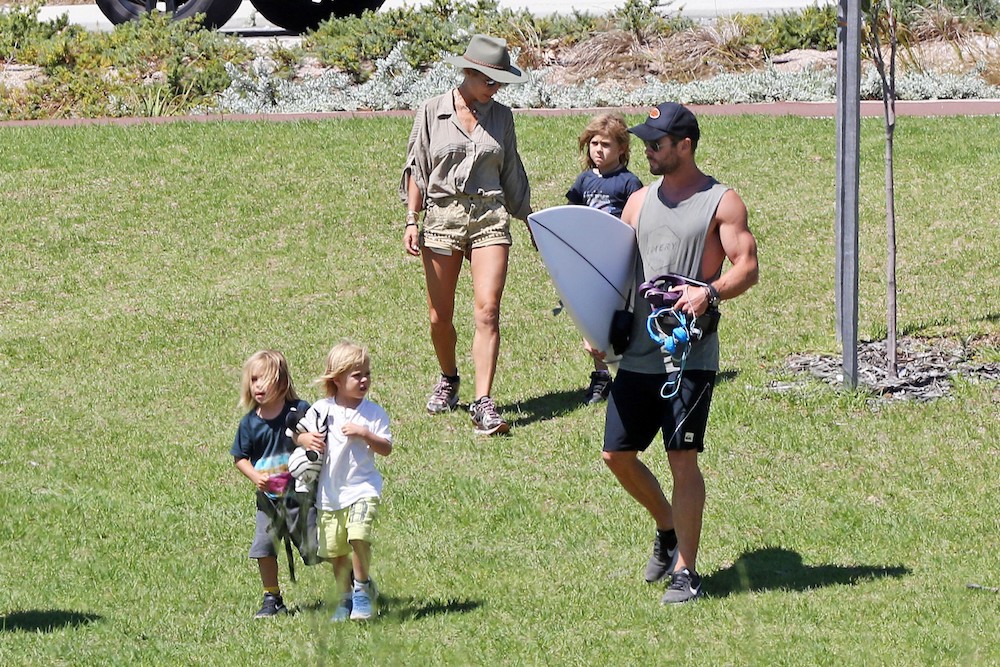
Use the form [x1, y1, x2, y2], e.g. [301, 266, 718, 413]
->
[885, 117, 897, 378]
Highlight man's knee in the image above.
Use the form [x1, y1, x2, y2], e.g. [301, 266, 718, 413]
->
[602, 449, 635, 473]
[667, 450, 702, 481]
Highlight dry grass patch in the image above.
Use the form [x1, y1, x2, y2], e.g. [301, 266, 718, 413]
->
[534, 21, 763, 87]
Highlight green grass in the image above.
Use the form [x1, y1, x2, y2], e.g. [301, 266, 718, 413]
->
[0, 114, 997, 665]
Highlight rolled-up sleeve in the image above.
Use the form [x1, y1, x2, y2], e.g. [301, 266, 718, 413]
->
[499, 114, 531, 220]
[400, 102, 431, 206]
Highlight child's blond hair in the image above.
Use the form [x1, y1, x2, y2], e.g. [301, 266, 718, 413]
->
[317, 341, 370, 397]
[578, 112, 632, 170]
[239, 350, 299, 409]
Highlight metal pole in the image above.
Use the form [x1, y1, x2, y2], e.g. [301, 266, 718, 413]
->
[835, 0, 861, 389]
[834, 0, 845, 343]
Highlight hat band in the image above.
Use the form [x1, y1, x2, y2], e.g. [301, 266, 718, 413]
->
[465, 54, 506, 73]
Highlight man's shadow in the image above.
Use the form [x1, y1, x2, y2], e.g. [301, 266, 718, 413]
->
[703, 547, 909, 598]
[505, 370, 739, 428]
[1, 609, 102, 632]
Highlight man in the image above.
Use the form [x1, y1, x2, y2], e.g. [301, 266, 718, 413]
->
[600, 102, 759, 604]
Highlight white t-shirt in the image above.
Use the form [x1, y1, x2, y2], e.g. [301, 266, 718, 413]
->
[304, 397, 392, 512]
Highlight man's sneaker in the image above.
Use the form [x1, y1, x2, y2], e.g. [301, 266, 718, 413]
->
[254, 592, 287, 618]
[661, 568, 702, 604]
[584, 371, 612, 405]
[469, 396, 509, 436]
[426, 375, 460, 414]
[644, 531, 678, 583]
[350, 580, 378, 621]
[331, 594, 352, 622]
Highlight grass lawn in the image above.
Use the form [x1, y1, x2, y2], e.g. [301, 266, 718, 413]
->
[0, 113, 997, 665]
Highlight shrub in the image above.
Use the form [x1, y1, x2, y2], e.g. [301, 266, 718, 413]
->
[740, 4, 840, 55]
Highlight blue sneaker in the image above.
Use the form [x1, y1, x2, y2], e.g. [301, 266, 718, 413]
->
[350, 580, 378, 620]
[331, 594, 352, 622]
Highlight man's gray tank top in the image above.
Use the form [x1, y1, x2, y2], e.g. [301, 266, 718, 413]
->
[620, 176, 730, 374]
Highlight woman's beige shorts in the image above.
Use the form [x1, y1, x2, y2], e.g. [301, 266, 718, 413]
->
[421, 196, 512, 254]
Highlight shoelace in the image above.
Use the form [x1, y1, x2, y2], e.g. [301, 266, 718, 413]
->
[668, 570, 696, 591]
[431, 379, 457, 401]
[475, 397, 500, 421]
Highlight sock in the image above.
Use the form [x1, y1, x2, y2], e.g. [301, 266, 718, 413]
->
[657, 528, 677, 550]
[354, 579, 370, 592]
[443, 373, 459, 383]
[264, 586, 281, 597]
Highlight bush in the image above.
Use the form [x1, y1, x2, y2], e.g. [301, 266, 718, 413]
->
[0, 9, 252, 119]
[739, 4, 840, 54]
[3, 1, 1000, 119]
[897, 0, 1000, 25]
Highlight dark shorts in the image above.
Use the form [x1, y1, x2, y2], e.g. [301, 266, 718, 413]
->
[249, 492, 321, 565]
[603, 369, 716, 453]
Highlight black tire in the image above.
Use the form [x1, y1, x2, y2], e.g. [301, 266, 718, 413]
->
[95, 0, 243, 30]
[249, 0, 385, 34]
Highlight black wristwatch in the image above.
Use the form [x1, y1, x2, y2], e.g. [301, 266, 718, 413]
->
[705, 284, 721, 308]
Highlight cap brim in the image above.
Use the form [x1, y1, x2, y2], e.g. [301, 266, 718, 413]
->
[628, 124, 669, 141]
[445, 56, 527, 84]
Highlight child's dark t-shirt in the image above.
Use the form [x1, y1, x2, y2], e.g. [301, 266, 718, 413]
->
[566, 166, 643, 219]
[231, 399, 310, 476]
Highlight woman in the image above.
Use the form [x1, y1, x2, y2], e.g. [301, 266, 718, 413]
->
[400, 34, 532, 436]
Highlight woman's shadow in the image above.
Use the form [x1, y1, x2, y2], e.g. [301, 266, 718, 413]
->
[703, 546, 909, 597]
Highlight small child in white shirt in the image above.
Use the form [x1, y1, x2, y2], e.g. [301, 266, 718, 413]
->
[295, 341, 392, 622]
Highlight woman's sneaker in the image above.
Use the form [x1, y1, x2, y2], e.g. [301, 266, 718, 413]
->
[426, 375, 460, 414]
[469, 396, 509, 435]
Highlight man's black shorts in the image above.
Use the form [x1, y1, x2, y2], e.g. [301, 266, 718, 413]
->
[603, 369, 716, 453]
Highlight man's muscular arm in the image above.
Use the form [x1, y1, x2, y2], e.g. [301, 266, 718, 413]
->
[711, 189, 759, 300]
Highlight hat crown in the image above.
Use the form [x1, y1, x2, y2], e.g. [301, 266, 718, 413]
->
[463, 34, 512, 71]
[628, 101, 699, 144]
[446, 34, 526, 84]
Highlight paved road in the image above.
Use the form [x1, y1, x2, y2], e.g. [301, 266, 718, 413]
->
[35, 0, 835, 32]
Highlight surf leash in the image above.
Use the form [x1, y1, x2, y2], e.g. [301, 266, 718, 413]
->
[646, 307, 702, 399]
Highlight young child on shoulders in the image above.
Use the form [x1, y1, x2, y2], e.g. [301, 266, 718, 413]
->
[231, 349, 321, 618]
[295, 341, 393, 622]
[566, 112, 643, 404]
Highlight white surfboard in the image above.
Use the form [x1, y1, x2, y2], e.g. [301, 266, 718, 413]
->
[527, 205, 637, 355]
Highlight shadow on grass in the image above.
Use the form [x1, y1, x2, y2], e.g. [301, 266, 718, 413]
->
[506, 371, 738, 428]
[507, 388, 584, 427]
[1, 609, 102, 632]
[378, 595, 482, 621]
[291, 596, 482, 621]
[703, 547, 909, 598]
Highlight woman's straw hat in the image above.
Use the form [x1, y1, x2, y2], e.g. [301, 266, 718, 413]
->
[445, 34, 526, 84]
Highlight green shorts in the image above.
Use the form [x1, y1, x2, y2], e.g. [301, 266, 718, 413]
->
[421, 196, 511, 254]
[317, 497, 380, 558]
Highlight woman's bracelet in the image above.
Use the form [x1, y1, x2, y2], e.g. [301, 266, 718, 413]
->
[405, 210, 420, 228]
